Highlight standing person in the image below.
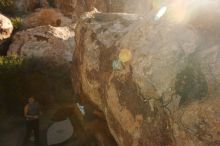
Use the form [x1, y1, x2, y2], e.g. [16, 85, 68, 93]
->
[24, 96, 40, 146]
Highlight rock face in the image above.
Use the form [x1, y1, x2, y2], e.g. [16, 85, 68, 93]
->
[23, 8, 72, 28]
[52, 0, 78, 17]
[72, 2, 220, 146]
[52, 0, 107, 19]
[0, 14, 13, 40]
[8, 25, 75, 64]
[15, 0, 48, 12]
[53, 0, 152, 18]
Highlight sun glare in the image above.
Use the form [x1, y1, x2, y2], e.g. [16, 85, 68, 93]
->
[155, 6, 168, 20]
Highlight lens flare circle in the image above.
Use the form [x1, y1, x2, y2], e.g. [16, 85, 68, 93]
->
[119, 49, 132, 63]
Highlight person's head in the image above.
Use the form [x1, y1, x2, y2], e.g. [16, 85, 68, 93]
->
[28, 96, 35, 104]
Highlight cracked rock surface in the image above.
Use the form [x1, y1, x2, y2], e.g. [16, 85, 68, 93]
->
[72, 10, 220, 146]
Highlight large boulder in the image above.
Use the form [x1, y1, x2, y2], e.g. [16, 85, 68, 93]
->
[23, 8, 73, 28]
[72, 1, 220, 146]
[0, 14, 13, 40]
[53, 0, 153, 18]
[8, 25, 75, 64]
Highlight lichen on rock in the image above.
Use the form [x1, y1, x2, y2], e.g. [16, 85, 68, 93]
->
[72, 5, 220, 145]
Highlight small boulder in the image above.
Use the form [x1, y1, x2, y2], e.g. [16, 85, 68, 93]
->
[0, 14, 13, 40]
[23, 8, 72, 28]
[8, 25, 75, 64]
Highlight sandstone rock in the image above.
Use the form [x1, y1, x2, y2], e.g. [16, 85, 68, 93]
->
[15, 0, 48, 12]
[0, 14, 13, 40]
[52, 0, 77, 17]
[52, 0, 106, 19]
[72, 2, 220, 145]
[52, 0, 153, 18]
[23, 8, 72, 28]
[8, 25, 75, 64]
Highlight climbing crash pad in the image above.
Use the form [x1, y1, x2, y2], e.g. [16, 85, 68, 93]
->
[47, 118, 73, 145]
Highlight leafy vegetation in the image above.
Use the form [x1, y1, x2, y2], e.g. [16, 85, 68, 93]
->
[48, 0, 56, 8]
[10, 17, 23, 31]
[0, 0, 15, 16]
[0, 0, 23, 30]
[0, 56, 24, 114]
[0, 56, 74, 115]
[0, 0, 13, 8]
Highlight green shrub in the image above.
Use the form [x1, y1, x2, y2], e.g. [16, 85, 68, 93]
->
[0, 56, 74, 114]
[0, 0, 15, 16]
[48, 0, 56, 8]
[0, 0, 13, 8]
[10, 17, 23, 31]
[0, 56, 25, 113]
